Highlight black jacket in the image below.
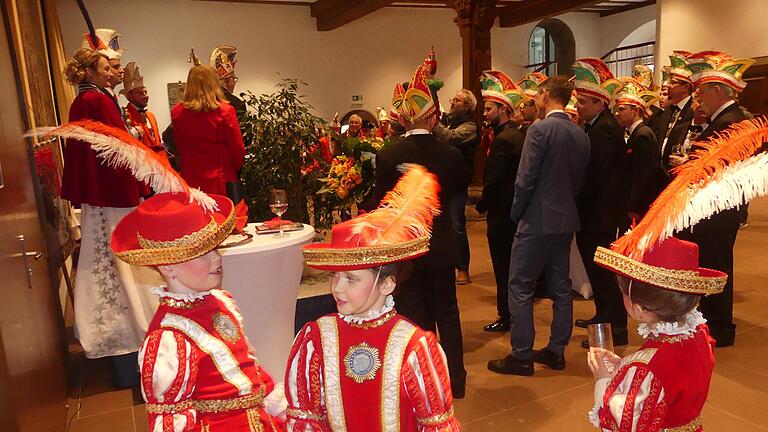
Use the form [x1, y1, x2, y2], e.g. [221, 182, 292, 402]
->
[223, 89, 247, 120]
[577, 109, 628, 233]
[476, 121, 524, 223]
[627, 122, 666, 216]
[373, 133, 467, 267]
[657, 97, 694, 172]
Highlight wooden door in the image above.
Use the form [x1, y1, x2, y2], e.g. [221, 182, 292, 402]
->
[0, 2, 67, 431]
[742, 59, 768, 116]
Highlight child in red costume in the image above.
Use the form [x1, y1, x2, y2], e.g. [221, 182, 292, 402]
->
[111, 192, 285, 431]
[285, 165, 460, 432]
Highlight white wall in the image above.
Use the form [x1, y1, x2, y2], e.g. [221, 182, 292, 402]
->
[56, 0, 656, 130]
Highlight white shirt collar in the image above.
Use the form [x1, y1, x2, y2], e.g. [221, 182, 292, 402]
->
[627, 119, 643, 135]
[150, 286, 210, 301]
[675, 95, 692, 111]
[404, 128, 431, 137]
[339, 295, 395, 324]
[545, 109, 565, 118]
[710, 99, 736, 122]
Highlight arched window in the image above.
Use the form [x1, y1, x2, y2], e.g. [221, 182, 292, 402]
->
[527, 18, 575, 76]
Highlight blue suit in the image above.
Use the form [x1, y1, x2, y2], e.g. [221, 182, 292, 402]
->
[508, 111, 590, 358]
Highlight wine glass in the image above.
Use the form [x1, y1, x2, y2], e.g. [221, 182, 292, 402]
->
[588, 323, 616, 373]
[269, 189, 288, 238]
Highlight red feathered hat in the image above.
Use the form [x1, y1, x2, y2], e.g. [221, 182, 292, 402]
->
[303, 164, 440, 271]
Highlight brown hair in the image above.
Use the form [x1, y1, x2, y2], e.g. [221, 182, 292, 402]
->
[370, 262, 414, 293]
[63, 47, 105, 85]
[181, 65, 227, 112]
[618, 276, 700, 323]
[541, 75, 573, 106]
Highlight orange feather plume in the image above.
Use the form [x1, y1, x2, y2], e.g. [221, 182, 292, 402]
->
[350, 164, 440, 246]
[614, 117, 768, 258]
[25, 120, 217, 211]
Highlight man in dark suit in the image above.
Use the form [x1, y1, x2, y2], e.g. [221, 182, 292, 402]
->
[487, 76, 589, 376]
[373, 66, 468, 396]
[475, 71, 527, 333]
[572, 64, 630, 348]
[656, 68, 694, 176]
[676, 77, 749, 347]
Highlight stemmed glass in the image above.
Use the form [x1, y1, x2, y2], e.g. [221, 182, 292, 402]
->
[269, 189, 288, 238]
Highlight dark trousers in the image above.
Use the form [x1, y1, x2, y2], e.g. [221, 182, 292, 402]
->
[576, 231, 627, 330]
[395, 257, 467, 388]
[508, 232, 573, 359]
[487, 213, 516, 321]
[449, 189, 470, 270]
[678, 208, 740, 342]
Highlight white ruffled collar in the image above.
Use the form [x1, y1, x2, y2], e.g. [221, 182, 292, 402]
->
[340, 295, 395, 324]
[637, 310, 706, 339]
[151, 286, 210, 301]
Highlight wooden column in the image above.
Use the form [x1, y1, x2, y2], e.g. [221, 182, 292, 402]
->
[451, 0, 497, 185]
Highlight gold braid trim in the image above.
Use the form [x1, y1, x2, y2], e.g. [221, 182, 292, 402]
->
[146, 400, 194, 414]
[417, 407, 455, 427]
[594, 247, 726, 296]
[146, 390, 265, 415]
[347, 310, 397, 329]
[303, 237, 429, 268]
[661, 415, 702, 432]
[286, 408, 328, 422]
[116, 209, 235, 266]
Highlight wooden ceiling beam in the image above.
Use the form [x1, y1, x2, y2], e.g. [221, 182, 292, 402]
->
[498, 0, 601, 27]
[599, 0, 655, 17]
[312, 0, 394, 31]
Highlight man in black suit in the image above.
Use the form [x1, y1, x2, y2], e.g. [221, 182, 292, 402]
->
[373, 79, 468, 396]
[475, 74, 526, 333]
[487, 76, 589, 376]
[613, 87, 666, 221]
[573, 74, 630, 348]
[676, 78, 749, 347]
[656, 69, 694, 176]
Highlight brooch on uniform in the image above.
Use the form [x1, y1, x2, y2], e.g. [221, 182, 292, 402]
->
[343, 342, 381, 384]
[213, 312, 241, 344]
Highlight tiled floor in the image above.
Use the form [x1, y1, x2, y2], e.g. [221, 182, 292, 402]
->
[66, 198, 768, 431]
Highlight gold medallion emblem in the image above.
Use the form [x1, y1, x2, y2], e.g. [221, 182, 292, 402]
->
[213, 312, 240, 344]
[343, 342, 381, 384]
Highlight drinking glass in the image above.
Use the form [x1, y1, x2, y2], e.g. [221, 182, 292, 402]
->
[588, 323, 616, 372]
[269, 189, 288, 238]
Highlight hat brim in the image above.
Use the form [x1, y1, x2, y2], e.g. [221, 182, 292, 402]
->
[111, 195, 235, 266]
[302, 237, 429, 271]
[594, 247, 727, 296]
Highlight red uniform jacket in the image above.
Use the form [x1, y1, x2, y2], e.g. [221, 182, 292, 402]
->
[171, 103, 245, 195]
[62, 88, 146, 207]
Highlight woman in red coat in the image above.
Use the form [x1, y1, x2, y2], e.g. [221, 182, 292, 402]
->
[171, 65, 245, 195]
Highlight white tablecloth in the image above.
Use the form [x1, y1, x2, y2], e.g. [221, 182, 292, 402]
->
[219, 223, 314, 378]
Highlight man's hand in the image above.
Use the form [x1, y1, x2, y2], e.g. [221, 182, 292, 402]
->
[668, 154, 688, 167]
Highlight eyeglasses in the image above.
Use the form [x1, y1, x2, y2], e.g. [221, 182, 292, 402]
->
[449, 98, 463, 104]
[229, 76, 239, 83]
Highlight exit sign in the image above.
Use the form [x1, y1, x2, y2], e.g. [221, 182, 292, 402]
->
[352, 95, 363, 103]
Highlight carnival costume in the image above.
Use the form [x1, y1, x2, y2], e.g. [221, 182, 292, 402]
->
[121, 62, 168, 160]
[587, 111, 768, 430]
[286, 165, 461, 432]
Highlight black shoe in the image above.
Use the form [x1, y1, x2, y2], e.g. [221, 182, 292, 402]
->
[710, 328, 736, 347]
[532, 348, 565, 370]
[487, 355, 534, 376]
[451, 385, 465, 399]
[581, 327, 629, 349]
[574, 317, 598, 329]
[483, 318, 510, 332]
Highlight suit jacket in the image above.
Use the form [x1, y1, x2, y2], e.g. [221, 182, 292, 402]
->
[657, 97, 694, 172]
[223, 89, 247, 119]
[696, 101, 746, 142]
[373, 133, 468, 267]
[477, 121, 524, 225]
[511, 112, 590, 235]
[627, 123, 666, 216]
[433, 111, 478, 186]
[577, 109, 628, 233]
[646, 105, 664, 136]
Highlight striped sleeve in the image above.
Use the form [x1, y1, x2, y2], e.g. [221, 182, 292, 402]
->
[139, 329, 199, 432]
[284, 323, 331, 432]
[402, 331, 460, 432]
[594, 364, 667, 432]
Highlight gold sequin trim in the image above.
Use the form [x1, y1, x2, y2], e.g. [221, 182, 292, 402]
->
[146, 400, 194, 414]
[116, 209, 235, 266]
[160, 297, 205, 309]
[246, 407, 264, 432]
[194, 389, 265, 413]
[286, 408, 328, 422]
[417, 407, 455, 427]
[661, 415, 702, 432]
[138, 217, 218, 249]
[347, 310, 397, 329]
[303, 237, 429, 268]
[594, 247, 726, 296]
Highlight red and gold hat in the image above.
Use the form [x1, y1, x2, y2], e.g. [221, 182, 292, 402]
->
[392, 59, 441, 123]
[210, 45, 238, 79]
[480, 70, 528, 113]
[564, 90, 578, 116]
[686, 50, 755, 92]
[517, 72, 548, 98]
[81, 28, 124, 60]
[303, 165, 439, 271]
[111, 193, 235, 266]
[614, 77, 659, 116]
[595, 237, 726, 296]
[572, 57, 623, 104]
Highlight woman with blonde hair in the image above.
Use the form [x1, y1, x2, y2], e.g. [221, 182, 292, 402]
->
[171, 64, 245, 195]
[61, 47, 158, 387]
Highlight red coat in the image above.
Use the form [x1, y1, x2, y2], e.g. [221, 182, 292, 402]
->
[171, 103, 245, 195]
[62, 89, 146, 207]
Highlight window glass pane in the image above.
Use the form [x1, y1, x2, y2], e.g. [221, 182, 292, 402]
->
[529, 27, 545, 65]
